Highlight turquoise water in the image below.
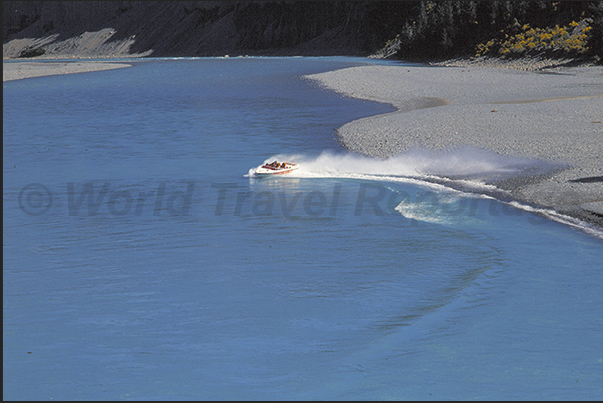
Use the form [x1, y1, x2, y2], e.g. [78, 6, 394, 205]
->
[3, 57, 602, 400]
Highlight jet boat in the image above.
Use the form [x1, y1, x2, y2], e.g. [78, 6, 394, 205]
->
[254, 161, 299, 176]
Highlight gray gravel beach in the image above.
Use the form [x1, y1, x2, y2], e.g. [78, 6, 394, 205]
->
[3, 61, 131, 82]
[306, 63, 603, 230]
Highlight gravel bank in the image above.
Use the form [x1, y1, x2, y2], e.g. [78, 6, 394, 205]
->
[429, 55, 597, 71]
[3, 60, 132, 82]
[305, 63, 603, 231]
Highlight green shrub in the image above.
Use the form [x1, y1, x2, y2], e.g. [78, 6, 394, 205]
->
[18, 46, 46, 58]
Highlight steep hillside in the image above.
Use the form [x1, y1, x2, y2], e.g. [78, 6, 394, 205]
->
[3, 1, 408, 58]
[3, 1, 602, 62]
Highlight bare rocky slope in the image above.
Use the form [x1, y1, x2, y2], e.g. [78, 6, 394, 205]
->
[3, 1, 406, 59]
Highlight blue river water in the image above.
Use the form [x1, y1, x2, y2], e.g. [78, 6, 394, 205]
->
[3, 57, 602, 400]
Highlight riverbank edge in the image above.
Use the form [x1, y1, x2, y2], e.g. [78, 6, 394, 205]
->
[304, 60, 603, 235]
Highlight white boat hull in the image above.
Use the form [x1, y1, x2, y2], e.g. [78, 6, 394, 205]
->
[254, 162, 299, 176]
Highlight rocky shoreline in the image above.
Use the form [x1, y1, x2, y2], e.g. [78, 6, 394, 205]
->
[429, 55, 598, 71]
[2, 60, 132, 82]
[305, 60, 603, 234]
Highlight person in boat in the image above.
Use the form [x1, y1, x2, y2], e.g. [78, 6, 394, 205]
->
[264, 161, 288, 169]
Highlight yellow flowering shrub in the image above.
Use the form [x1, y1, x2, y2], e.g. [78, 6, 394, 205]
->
[476, 20, 593, 58]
